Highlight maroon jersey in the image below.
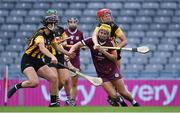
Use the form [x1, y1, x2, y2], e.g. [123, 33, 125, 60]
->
[81, 37, 122, 82]
[65, 29, 84, 69]
[65, 29, 84, 55]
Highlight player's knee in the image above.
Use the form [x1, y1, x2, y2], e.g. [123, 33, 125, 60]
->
[65, 78, 71, 86]
[60, 78, 66, 85]
[71, 77, 78, 87]
[107, 96, 119, 106]
[50, 74, 58, 84]
[61, 75, 70, 84]
[64, 76, 70, 82]
[29, 80, 39, 88]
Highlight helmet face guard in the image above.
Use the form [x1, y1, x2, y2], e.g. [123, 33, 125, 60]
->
[67, 17, 78, 31]
[42, 15, 59, 30]
[97, 9, 112, 23]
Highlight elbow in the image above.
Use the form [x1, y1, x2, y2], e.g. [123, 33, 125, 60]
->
[112, 57, 118, 62]
[121, 36, 127, 47]
[110, 56, 118, 62]
[124, 37, 127, 44]
[124, 40, 127, 46]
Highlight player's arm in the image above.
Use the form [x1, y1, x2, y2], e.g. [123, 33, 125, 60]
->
[69, 41, 84, 53]
[65, 44, 73, 48]
[80, 32, 86, 50]
[99, 48, 117, 62]
[51, 35, 70, 56]
[52, 41, 75, 59]
[115, 28, 127, 48]
[65, 56, 79, 71]
[35, 36, 57, 64]
[92, 27, 101, 49]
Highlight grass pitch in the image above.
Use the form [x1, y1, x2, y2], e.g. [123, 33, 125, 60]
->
[0, 106, 180, 112]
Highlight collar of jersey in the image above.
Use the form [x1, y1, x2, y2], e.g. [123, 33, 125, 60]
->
[68, 28, 78, 35]
[98, 40, 106, 45]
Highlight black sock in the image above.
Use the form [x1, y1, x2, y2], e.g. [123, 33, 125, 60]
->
[15, 82, 22, 89]
[107, 96, 119, 106]
[50, 95, 57, 103]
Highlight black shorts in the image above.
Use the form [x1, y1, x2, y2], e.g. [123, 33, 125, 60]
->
[44, 53, 65, 69]
[21, 53, 46, 72]
[117, 49, 121, 60]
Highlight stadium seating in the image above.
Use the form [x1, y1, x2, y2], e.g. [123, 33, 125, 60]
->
[0, 0, 180, 79]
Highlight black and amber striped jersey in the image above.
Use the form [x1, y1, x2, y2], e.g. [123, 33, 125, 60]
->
[25, 26, 65, 59]
[47, 26, 68, 55]
[95, 22, 125, 46]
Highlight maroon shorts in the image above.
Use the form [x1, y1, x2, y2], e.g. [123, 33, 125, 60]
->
[70, 55, 80, 69]
[99, 72, 123, 82]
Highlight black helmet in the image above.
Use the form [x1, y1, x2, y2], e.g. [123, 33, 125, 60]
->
[42, 15, 58, 26]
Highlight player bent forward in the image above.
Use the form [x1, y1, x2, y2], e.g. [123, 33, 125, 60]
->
[69, 24, 140, 107]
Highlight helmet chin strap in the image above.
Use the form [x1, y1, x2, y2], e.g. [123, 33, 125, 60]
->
[47, 23, 55, 31]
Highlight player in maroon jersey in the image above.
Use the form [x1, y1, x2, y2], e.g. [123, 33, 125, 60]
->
[69, 24, 139, 107]
[92, 8, 129, 106]
[64, 17, 84, 106]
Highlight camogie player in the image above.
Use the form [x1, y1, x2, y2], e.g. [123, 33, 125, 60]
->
[92, 8, 128, 106]
[64, 17, 84, 106]
[8, 14, 62, 107]
[69, 24, 139, 107]
[92, 8, 127, 66]
[43, 10, 75, 106]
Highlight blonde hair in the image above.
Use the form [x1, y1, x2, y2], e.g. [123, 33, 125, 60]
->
[99, 24, 111, 33]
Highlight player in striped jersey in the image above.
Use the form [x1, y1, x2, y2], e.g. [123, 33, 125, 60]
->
[92, 9, 127, 63]
[43, 10, 76, 106]
[7, 14, 68, 107]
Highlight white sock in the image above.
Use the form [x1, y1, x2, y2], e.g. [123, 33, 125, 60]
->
[132, 100, 137, 104]
[119, 96, 124, 102]
[14, 85, 18, 90]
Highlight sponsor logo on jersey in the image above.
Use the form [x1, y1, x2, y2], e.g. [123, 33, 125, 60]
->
[115, 73, 119, 77]
[76, 36, 79, 40]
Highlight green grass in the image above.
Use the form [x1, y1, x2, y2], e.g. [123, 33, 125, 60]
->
[0, 106, 180, 112]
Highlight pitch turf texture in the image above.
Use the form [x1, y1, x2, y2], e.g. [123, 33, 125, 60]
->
[0, 106, 180, 112]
